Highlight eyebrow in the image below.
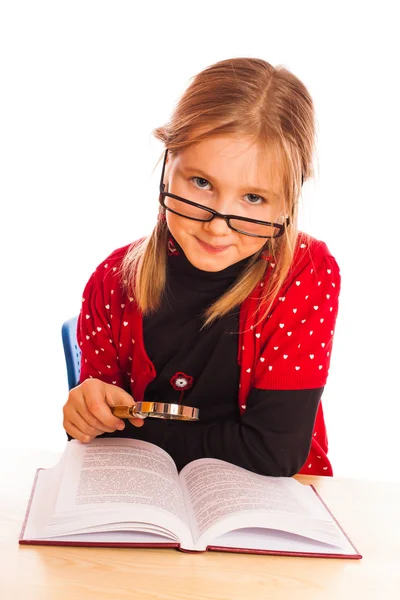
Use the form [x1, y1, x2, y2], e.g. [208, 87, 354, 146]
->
[178, 164, 280, 199]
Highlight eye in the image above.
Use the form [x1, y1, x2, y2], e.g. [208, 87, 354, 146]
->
[244, 193, 266, 205]
[191, 176, 211, 190]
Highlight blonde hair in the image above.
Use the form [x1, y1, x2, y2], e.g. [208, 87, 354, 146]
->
[122, 57, 317, 327]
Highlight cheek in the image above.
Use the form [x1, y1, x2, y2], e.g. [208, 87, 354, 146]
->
[166, 212, 198, 239]
[240, 236, 266, 256]
[165, 213, 180, 240]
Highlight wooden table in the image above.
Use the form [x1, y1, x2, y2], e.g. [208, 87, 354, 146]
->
[1, 447, 399, 599]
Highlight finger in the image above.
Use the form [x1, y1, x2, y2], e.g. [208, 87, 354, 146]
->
[127, 417, 145, 428]
[77, 404, 124, 434]
[70, 410, 107, 438]
[64, 421, 96, 444]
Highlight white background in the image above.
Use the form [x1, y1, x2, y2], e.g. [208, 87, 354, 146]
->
[1, 1, 399, 481]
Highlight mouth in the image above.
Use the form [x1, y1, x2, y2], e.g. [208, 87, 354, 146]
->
[195, 237, 231, 254]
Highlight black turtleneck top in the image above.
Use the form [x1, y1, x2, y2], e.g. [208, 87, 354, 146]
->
[104, 235, 324, 476]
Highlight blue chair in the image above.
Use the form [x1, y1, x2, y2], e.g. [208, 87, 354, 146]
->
[61, 316, 81, 390]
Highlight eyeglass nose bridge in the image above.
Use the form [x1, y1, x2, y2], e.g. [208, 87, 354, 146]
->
[199, 205, 232, 225]
[192, 207, 241, 238]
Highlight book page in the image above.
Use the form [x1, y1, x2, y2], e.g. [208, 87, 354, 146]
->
[39, 439, 191, 545]
[209, 527, 359, 557]
[57, 439, 181, 511]
[180, 459, 343, 550]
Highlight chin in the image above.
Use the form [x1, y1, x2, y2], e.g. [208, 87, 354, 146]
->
[184, 249, 236, 272]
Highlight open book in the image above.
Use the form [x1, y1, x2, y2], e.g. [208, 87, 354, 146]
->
[20, 438, 361, 559]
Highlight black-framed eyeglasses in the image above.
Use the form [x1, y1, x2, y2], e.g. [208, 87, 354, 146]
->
[159, 149, 290, 239]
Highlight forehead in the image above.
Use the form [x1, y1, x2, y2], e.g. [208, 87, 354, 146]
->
[173, 135, 283, 196]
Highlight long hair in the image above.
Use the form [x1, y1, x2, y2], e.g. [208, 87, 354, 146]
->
[121, 57, 317, 327]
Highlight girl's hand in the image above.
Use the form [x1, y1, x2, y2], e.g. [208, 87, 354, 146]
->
[63, 378, 144, 443]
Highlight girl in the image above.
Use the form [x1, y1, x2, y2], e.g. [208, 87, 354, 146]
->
[63, 57, 340, 477]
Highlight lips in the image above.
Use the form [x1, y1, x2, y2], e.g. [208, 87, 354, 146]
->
[196, 237, 231, 252]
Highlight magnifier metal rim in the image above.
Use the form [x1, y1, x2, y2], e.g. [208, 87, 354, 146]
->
[135, 401, 199, 420]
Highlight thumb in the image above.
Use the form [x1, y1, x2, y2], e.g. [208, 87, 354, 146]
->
[104, 383, 145, 428]
[105, 382, 135, 407]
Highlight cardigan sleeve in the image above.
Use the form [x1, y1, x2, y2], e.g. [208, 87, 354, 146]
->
[253, 250, 341, 390]
[77, 248, 129, 388]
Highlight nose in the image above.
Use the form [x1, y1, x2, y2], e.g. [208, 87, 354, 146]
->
[202, 213, 232, 236]
[202, 191, 238, 236]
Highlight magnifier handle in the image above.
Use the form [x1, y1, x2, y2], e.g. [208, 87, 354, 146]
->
[111, 406, 147, 419]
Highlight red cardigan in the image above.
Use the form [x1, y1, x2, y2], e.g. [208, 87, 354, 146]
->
[78, 231, 341, 476]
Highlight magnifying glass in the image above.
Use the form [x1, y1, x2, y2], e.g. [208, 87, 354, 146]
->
[111, 402, 199, 421]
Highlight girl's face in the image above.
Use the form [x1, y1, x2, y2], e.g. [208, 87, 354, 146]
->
[164, 134, 285, 272]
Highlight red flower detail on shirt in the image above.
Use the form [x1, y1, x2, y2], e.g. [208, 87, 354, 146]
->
[170, 372, 193, 391]
[167, 237, 180, 256]
[170, 372, 193, 403]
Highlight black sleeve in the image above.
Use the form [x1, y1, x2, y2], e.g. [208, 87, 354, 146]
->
[113, 387, 324, 476]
